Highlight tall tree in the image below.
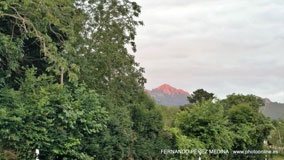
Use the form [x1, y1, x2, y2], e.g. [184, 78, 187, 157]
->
[74, 1, 171, 159]
[0, 0, 84, 87]
[0, 69, 108, 159]
[0, 0, 107, 159]
[187, 89, 215, 104]
[174, 101, 234, 159]
[221, 94, 264, 111]
[0, 0, 171, 159]
[224, 95, 272, 160]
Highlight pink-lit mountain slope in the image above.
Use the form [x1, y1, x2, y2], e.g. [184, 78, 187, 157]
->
[147, 84, 190, 106]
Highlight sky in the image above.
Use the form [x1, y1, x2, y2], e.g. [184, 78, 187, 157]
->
[134, 0, 284, 103]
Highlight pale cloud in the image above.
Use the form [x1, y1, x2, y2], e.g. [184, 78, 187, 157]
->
[134, 0, 284, 102]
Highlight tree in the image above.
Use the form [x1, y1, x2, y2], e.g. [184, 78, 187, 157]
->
[269, 120, 284, 147]
[73, 1, 171, 159]
[130, 94, 172, 159]
[0, 69, 108, 159]
[173, 94, 273, 160]
[157, 105, 180, 128]
[169, 127, 204, 160]
[174, 101, 234, 159]
[0, 0, 172, 159]
[0, 1, 96, 158]
[187, 89, 215, 104]
[221, 94, 264, 111]
[224, 95, 272, 160]
[0, 0, 84, 88]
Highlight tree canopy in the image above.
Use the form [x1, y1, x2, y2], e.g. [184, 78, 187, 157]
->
[187, 89, 215, 104]
[0, 1, 277, 159]
[0, 0, 172, 159]
[169, 93, 273, 160]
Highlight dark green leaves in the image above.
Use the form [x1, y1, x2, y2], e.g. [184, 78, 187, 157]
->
[0, 69, 108, 159]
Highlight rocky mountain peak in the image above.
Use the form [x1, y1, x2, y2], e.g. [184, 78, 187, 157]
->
[152, 84, 189, 95]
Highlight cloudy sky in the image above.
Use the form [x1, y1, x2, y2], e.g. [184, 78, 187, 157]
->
[134, 0, 284, 102]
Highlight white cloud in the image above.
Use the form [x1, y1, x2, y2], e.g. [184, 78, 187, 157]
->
[134, 0, 284, 102]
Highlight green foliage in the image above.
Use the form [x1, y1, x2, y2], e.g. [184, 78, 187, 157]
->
[0, 0, 86, 88]
[225, 96, 272, 159]
[77, 0, 145, 93]
[72, 1, 172, 159]
[187, 89, 215, 104]
[269, 120, 284, 147]
[170, 94, 273, 160]
[172, 101, 233, 159]
[0, 69, 108, 159]
[131, 96, 170, 159]
[228, 104, 272, 149]
[169, 127, 204, 160]
[221, 94, 264, 111]
[0, 33, 23, 82]
[175, 101, 234, 150]
[1, 0, 274, 159]
[157, 106, 180, 128]
[0, 0, 174, 159]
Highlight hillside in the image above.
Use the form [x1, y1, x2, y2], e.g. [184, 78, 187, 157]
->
[148, 85, 284, 119]
[261, 98, 284, 120]
[147, 84, 189, 106]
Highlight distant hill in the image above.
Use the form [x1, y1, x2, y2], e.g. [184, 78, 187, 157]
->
[147, 84, 284, 119]
[261, 98, 284, 120]
[147, 84, 189, 106]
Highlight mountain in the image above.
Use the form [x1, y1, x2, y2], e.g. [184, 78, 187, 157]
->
[261, 98, 284, 120]
[147, 84, 284, 119]
[147, 84, 190, 106]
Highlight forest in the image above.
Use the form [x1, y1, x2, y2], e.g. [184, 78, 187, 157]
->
[0, 0, 283, 160]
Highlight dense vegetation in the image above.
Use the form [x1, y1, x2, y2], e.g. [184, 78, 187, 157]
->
[0, 0, 168, 159]
[164, 93, 273, 160]
[0, 0, 281, 160]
